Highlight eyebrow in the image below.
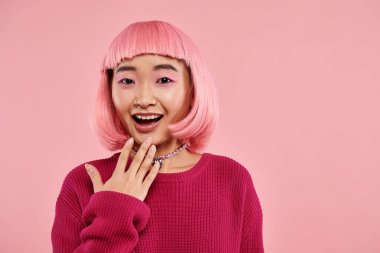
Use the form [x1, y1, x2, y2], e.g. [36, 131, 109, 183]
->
[115, 64, 179, 73]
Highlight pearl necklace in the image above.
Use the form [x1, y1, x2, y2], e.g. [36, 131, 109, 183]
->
[131, 143, 188, 167]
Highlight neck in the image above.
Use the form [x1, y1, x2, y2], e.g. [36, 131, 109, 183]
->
[131, 137, 194, 173]
[154, 137, 183, 157]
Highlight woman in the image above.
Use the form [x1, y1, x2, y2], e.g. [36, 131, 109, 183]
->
[51, 20, 264, 253]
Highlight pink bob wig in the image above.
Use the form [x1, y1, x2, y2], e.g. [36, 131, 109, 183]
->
[91, 20, 219, 153]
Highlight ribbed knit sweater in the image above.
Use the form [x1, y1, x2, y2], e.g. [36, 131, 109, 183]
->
[51, 152, 264, 253]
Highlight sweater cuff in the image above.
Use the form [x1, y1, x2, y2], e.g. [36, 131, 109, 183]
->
[82, 190, 151, 232]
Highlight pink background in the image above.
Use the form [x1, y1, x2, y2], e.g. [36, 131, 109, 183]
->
[1, 0, 379, 252]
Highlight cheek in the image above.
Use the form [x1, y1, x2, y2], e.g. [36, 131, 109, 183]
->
[157, 90, 182, 110]
[160, 93, 189, 116]
[157, 85, 188, 103]
[112, 89, 133, 112]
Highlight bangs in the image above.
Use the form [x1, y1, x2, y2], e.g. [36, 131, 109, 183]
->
[102, 21, 190, 70]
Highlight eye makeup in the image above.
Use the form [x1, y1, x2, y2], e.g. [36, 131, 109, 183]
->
[115, 77, 177, 88]
[154, 70, 179, 83]
[115, 72, 178, 85]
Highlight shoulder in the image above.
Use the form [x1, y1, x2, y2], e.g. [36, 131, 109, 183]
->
[207, 153, 253, 175]
[208, 152, 262, 199]
[206, 152, 255, 183]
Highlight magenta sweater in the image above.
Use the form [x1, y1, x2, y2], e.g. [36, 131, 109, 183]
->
[51, 152, 264, 252]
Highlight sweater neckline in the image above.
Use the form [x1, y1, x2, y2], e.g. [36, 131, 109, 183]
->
[111, 152, 212, 183]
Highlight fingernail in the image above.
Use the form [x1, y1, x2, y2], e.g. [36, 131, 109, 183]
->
[85, 164, 92, 174]
[127, 137, 134, 146]
[145, 137, 152, 145]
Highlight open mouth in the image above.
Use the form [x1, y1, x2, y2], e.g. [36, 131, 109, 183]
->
[132, 115, 164, 125]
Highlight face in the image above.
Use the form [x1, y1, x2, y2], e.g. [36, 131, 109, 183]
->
[111, 54, 193, 146]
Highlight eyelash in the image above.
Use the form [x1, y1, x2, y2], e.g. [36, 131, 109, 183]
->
[118, 77, 173, 85]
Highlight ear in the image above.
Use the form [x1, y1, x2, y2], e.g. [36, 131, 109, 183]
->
[190, 84, 195, 99]
[189, 88, 194, 108]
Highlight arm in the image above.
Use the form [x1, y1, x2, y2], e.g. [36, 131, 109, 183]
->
[240, 173, 264, 253]
[51, 174, 150, 253]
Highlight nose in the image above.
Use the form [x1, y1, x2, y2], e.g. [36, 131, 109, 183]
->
[133, 82, 157, 108]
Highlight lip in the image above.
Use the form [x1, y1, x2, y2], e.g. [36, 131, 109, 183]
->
[132, 116, 162, 133]
[132, 112, 163, 116]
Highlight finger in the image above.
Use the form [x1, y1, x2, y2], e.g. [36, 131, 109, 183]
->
[85, 164, 103, 193]
[113, 137, 134, 176]
[128, 137, 153, 176]
[142, 161, 160, 189]
[135, 144, 156, 182]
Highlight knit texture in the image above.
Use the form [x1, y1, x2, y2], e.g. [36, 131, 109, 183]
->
[51, 152, 264, 253]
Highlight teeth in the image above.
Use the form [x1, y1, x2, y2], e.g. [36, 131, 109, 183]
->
[135, 115, 162, 120]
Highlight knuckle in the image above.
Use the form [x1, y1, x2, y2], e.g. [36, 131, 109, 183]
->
[119, 152, 127, 162]
[144, 142, 152, 150]
[150, 167, 158, 175]
[145, 174, 153, 181]
[134, 155, 143, 164]
[125, 177, 133, 185]
[141, 163, 149, 171]
[152, 167, 159, 174]
[146, 172, 154, 180]
[123, 145, 131, 152]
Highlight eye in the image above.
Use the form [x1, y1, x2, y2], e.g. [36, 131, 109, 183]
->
[157, 77, 173, 84]
[118, 78, 135, 85]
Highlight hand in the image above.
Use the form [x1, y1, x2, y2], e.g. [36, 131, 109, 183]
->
[85, 137, 160, 201]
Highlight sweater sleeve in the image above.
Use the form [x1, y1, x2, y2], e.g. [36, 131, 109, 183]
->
[240, 172, 264, 253]
[51, 173, 151, 253]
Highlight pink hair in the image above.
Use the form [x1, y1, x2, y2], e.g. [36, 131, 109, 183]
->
[91, 20, 219, 153]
